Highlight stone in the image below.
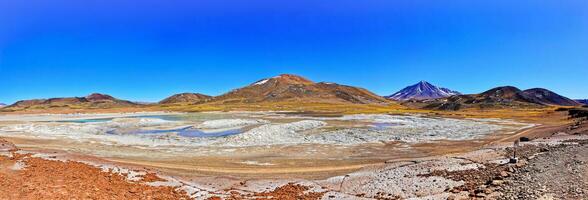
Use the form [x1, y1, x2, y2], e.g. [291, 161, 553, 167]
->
[516, 160, 528, 168]
[508, 167, 515, 173]
[500, 171, 509, 177]
[491, 180, 504, 186]
[484, 188, 494, 194]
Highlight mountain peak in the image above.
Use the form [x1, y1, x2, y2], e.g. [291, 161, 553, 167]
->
[251, 74, 314, 86]
[218, 74, 388, 104]
[273, 74, 313, 84]
[480, 86, 522, 99]
[85, 93, 116, 101]
[520, 88, 581, 106]
[387, 81, 460, 101]
[159, 93, 212, 104]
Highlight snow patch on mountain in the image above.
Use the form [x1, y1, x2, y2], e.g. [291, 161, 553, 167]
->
[252, 79, 269, 85]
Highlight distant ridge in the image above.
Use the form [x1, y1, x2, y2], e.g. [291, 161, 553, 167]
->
[2, 93, 137, 111]
[159, 93, 212, 104]
[214, 74, 389, 104]
[0, 103, 6, 108]
[3, 74, 582, 112]
[414, 86, 581, 110]
[519, 88, 581, 106]
[576, 99, 588, 105]
[386, 81, 460, 101]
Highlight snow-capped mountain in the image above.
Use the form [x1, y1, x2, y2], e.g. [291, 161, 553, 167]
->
[386, 81, 461, 101]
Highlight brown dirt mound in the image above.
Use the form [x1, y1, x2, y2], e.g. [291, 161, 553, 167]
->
[0, 152, 190, 200]
[253, 183, 326, 200]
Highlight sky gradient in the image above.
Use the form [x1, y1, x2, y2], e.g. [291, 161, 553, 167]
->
[1, 0, 587, 104]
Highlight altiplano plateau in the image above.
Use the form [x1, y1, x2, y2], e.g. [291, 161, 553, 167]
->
[2, 1, 588, 198]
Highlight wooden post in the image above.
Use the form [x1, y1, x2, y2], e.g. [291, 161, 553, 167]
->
[510, 140, 520, 163]
[514, 140, 519, 158]
[339, 175, 350, 191]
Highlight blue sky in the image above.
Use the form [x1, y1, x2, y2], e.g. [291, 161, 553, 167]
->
[1, 0, 587, 104]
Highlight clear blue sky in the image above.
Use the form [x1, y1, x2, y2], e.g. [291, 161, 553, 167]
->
[1, 0, 587, 104]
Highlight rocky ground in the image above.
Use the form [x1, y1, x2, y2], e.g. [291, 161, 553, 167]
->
[435, 111, 588, 200]
[423, 140, 588, 200]
[0, 138, 191, 199]
[8, 136, 588, 200]
[498, 141, 588, 200]
[0, 138, 322, 200]
[0, 110, 586, 200]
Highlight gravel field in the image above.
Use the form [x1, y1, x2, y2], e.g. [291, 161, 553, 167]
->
[498, 142, 588, 200]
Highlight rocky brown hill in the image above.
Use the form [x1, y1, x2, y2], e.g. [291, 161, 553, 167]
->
[411, 86, 580, 110]
[214, 74, 390, 104]
[478, 86, 526, 101]
[159, 93, 212, 104]
[519, 88, 581, 106]
[2, 93, 137, 111]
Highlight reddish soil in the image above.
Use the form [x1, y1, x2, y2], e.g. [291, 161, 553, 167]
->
[0, 138, 190, 200]
[253, 183, 326, 200]
[207, 183, 326, 200]
[1, 138, 328, 200]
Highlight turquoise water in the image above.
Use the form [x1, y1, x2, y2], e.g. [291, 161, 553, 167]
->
[129, 126, 243, 138]
[177, 129, 242, 137]
[53, 114, 245, 137]
[54, 115, 179, 123]
[55, 118, 114, 123]
[372, 122, 400, 130]
[54, 113, 233, 123]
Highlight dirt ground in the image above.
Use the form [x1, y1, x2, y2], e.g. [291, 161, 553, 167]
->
[498, 142, 588, 200]
[430, 110, 588, 200]
[0, 138, 191, 200]
[0, 138, 326, 200]
[0, 108, 584, 200]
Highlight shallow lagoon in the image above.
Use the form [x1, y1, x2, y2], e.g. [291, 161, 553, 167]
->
[0, 112, 534, 179]
[0, 112, 531, 149]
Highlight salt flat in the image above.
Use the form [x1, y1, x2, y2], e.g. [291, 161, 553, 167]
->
[0, 112, 531, 179]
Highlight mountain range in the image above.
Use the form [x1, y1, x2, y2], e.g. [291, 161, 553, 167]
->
[386, 81, 460, 101]
[3, 93, 136, 110]
[0, 103, 6, 108]
[577, 99, 588, 105]
[1, 74, 582, 112]
[417, 86, 581, 110]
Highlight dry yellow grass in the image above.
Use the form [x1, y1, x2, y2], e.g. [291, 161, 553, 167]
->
[156, 100, 408, 115]
[154, 101, 567, 124]
[1, 99, 568, 125]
